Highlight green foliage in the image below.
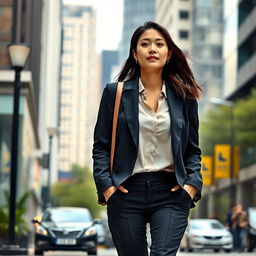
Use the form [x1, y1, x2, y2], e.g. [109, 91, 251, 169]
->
[234, 89, 256, 149]
[0, 190, 32, 238]
[0, 208, 8, 237]
[200, 105, 232, 155]
[51, 164, 102, 217]
[200, 88, 256, 162]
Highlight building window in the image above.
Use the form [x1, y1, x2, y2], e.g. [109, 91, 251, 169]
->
[179, 10, 189, 19]
[211, 65, 222, 77]
[179, 30, 189, 39]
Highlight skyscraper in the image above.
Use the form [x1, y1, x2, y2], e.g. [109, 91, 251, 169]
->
[225, 0, 256, 100]
[58, 4, 99, 172]
[156, 0, 193, 55]
[192, 0, 223, 101]
[101, 50, 118, 92]
[119, 0, 155, 64]
[156, 0, 224, 112]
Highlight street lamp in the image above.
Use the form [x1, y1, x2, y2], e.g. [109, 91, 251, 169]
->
[7, 43, 30, 245]
[46, 127, 56, 208]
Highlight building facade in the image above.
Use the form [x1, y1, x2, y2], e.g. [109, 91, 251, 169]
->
[225, 0, 256, 99]
[192, 0, 223, 102]
[58, 4, 99, 172]
[101, 50, 118, 92]
[119, 0, 155, 65]
[0, 0, 63, 246]
[0, 0, 62, 229]
[156, 0, 193, 55]
[0, 0, 42, 210]
[156, 0, 224, 113]
[38, 0, 62, 209]
[197, 0, 256, 218]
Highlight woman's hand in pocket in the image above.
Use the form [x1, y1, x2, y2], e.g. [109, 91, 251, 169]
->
[183, 184, 198, 200]
[103, 185, 128, 202]
[171, 184, 197, 200]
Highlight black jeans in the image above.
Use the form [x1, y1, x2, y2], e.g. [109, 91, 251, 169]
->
[107, 171, 192, 256]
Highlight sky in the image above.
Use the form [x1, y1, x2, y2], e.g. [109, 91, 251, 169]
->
[63, 0, 124, 52]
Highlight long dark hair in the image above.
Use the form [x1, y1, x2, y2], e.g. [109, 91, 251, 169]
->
[117, 21, 202, 99]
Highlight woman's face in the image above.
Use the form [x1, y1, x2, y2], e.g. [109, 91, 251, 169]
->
[133, 28, 172, 73]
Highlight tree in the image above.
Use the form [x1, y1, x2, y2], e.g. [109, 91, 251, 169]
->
[234, 89, 256, 149]
[200, 105, 232, 155]
[51, 164, 102, 217]
[200, 88, 256, 167]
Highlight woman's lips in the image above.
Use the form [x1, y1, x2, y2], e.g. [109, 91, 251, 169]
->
[147, 56, 158, 61]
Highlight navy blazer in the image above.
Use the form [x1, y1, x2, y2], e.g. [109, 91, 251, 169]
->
[92, 77, 202, 205]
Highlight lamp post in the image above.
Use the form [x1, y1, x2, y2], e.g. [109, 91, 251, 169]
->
[7, 43, 30, 245]
[46, 127, 56, 208]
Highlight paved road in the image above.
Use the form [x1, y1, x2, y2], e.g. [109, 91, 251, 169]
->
[41, 248, 255, 256]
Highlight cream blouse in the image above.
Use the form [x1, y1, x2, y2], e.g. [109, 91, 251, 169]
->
[132, 79, 174, 175]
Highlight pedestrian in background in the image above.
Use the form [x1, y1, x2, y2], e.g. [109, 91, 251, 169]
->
[231, 203, 248, 252]
[93, 21, 202, 256]
[225, 203, 237, 230]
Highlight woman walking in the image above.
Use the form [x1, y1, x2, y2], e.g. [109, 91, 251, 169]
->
[93, 21, 202, 256]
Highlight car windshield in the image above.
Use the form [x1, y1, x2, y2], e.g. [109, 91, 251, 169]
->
[42, 209, 92, 223]
[190, 220, 223, 230]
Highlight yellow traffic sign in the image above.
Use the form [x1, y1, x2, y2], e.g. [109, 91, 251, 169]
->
[201, 156, 213, 186]
[214, 144, 231, 179]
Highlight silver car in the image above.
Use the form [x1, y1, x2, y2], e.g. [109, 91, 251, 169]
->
[180, 219, 233, 252]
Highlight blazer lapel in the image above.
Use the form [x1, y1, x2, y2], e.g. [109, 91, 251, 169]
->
[122, 77, 139, 148]
[166, 82, 184, 159]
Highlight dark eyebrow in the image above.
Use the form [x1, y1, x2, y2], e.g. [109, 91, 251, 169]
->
[140, 38, 165, 42]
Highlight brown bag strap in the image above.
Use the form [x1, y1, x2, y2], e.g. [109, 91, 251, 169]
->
[110, 82, 124, 173]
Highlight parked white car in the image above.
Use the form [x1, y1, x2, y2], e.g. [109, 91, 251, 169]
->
[180, 219, 233, 252]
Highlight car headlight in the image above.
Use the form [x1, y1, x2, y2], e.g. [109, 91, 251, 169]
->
[84, 226, 97, 236]
[36, 226, 48, 236]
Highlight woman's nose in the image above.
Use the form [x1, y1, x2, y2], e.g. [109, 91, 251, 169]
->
[149, 44, 157, 53]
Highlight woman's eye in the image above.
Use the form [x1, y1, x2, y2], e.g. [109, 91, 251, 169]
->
[141, 42, 149, 47]
[157, 43, 164, 47]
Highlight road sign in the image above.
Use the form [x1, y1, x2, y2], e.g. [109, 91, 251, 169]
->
[201, 156, 213, 186]
[214, 144, 231, 179]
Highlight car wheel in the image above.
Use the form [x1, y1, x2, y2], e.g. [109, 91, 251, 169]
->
[214, 249, 220, 252]
[224, 249, 232, 253]
[34, 249, 44, 255]
[87, 248, 97, 255]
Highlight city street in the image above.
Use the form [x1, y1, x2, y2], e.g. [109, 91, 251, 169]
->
[37, 248, 255, 256]
[0, 1, 255, 256]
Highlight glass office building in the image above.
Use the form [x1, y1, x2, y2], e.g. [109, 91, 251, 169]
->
[192, 0, 224, 104]
[119, 0, 155, 64]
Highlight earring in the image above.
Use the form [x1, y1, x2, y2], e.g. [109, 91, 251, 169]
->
[135, 59, 138, 64]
